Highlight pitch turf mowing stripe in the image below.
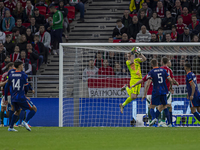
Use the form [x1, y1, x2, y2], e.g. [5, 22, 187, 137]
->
[0, 127, 200, 150]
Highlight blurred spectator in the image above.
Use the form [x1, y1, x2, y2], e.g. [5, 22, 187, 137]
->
[16, 18, 26, 35]
[138, 10, 150, 30]
[114, 62, 123, 76]
[1, 55, 10, 72]
[0, 1, 9, 24]
[157, 27, 166, 42]
[34, 8, 46, 25]
[188, 15, 200, 35]
[170, 25, 178, 41]
[162, 11, 176, 31]
[164, 0, 174, 11]
[28, 16, 39, 35]
[23, 0, 34, 23]
[106, 51, 117, 68]
[4, 34, 14, 54]
[127, 16, 142, 39]
[108, 37, 113, 43]
[190, 0, 200, 12]
[181, 7, 192, 26]
[181, 0, 190, 9]
[138, 2, 152, 19]
[20, 50, 32, 75]
[0, 30, 5, 43]
[45, 15, 52, 34]
[149, 12, 161, 31]
[94, 51, 103, 69]
[197, 6, 200, 19]
[19, 0, 27, 8]
[112, 20, 127, 39]
[26, 28, 34, 43]
[191, 35, 199, 42]
[155, 1, 166, 19]
[33, 35, 44, 69]
[26, 43, 39, 75]
[4, 0, 16, 13]
[136, 25, 151, 42]
[129, 0, 144, 14]
[17, 34, 28, 51]
[58, 0, 69, 33]
[10, 46, 20, 62]
[120, 33, 131, 43]
[49, 5, 63, 55]
[35, 0, 48, 8]
[176, 55, 186, 75]
[171, 0, 182, 20]
[2, 10, 15, 32]
[150, 33, 158, 42]
[82, 59, 98, 80]
[192, 51, 200, 74]
[165, 33, 172, 42]
[11, 28, 21, 44]
[66, 0, 84, 22]
[0, 43, 6, 64]
[177, 27, 193, 42]
[12, 2, 24, 21]
[121, 10, 132, 28]
[98, 59, 115, 76]
[175, 16, 186, 35]
[36, 25, 51, 49]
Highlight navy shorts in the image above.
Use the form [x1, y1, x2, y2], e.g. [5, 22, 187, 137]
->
[151, 94, 167, 106]
[12, 98, 34, 111]
[190, 96, 200, 107]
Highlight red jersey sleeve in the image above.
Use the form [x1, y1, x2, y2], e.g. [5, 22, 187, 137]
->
[142, 74, 148, 82]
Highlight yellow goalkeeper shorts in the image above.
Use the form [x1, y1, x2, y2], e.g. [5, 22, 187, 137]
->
[130, 79, 141, 95]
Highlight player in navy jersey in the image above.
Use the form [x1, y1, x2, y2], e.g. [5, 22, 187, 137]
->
[184, 63, 200, 122]
[5, 60, 37, 132]
[142, 59, 173, 127]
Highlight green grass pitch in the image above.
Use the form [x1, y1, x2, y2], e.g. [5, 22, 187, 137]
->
[0, 127, 200, 150]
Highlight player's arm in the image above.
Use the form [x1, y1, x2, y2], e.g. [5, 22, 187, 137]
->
[0, 80, 8, 87]
[189, 81, 196, 101]
[172, 78, 179, 86]
[142, 79, 152, 101]
[167, 76, 174, 93]
[138, 53, 147, 62]
[130, 53, 135, 64]
[131, 79, 144, 88]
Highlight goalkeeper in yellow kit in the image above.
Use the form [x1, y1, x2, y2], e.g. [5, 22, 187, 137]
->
[120, 47, 146, 113]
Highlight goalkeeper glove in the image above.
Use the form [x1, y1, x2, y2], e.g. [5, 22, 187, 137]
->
[131, 47, 136, 55]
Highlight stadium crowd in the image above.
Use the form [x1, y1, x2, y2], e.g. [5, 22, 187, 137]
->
[0, 0, 86, 75]
[84, 0, 200, 80]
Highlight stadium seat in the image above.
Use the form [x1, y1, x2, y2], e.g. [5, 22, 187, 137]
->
[129, 14, 137, 18]
[36, 6, 47, 16]
[113, 39, 121, 43]
[149, 31, 158, 34]
[65, 6, 75, 23]
[22, 23, 31, 28]
[4, 32, 12, 35]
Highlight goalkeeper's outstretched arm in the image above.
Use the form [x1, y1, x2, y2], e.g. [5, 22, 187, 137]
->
[131, 79, 144, 88]
[138, 53, 147, 62]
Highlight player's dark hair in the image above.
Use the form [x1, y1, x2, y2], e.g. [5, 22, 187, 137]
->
[150, 59, 158, 67]
[158, 27, 163, 31]
[184, 63, 191, 69]
[14, 59, 23, 68]
[116, 19, 122, 23]
[6, 62, 14, 69]
[162, 57, 169, 65]
[17, 18, 22, 21]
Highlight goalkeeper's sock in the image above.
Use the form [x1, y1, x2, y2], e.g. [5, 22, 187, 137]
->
[150, 108, 155, 120]
[25, 110, 36, 122]
[122, 97, 133, 106]
[126, 87, 132, 97]
[9, 110, 14, 125]
[169, 111, 172, 124]
[0, 111, 4, 124]
[148, 108, 152, 121]
[164, 108, 171, 125]
[155, 109, 160, 119]
[193, 112, 200, 121]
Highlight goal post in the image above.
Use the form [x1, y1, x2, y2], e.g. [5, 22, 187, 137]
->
[59, 43, 200, 127]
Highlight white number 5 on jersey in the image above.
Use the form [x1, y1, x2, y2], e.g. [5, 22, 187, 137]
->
[158, 73, 163, 83]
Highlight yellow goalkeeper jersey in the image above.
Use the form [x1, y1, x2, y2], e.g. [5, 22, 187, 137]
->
[126, 58, 142, 79]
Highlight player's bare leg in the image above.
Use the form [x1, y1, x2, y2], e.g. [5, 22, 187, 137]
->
[191, 107, 200, 122]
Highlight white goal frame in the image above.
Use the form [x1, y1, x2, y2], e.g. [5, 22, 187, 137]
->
[59, 42, 200, 127]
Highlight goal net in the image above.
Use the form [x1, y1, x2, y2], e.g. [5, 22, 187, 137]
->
[59, 43, 200, 127]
